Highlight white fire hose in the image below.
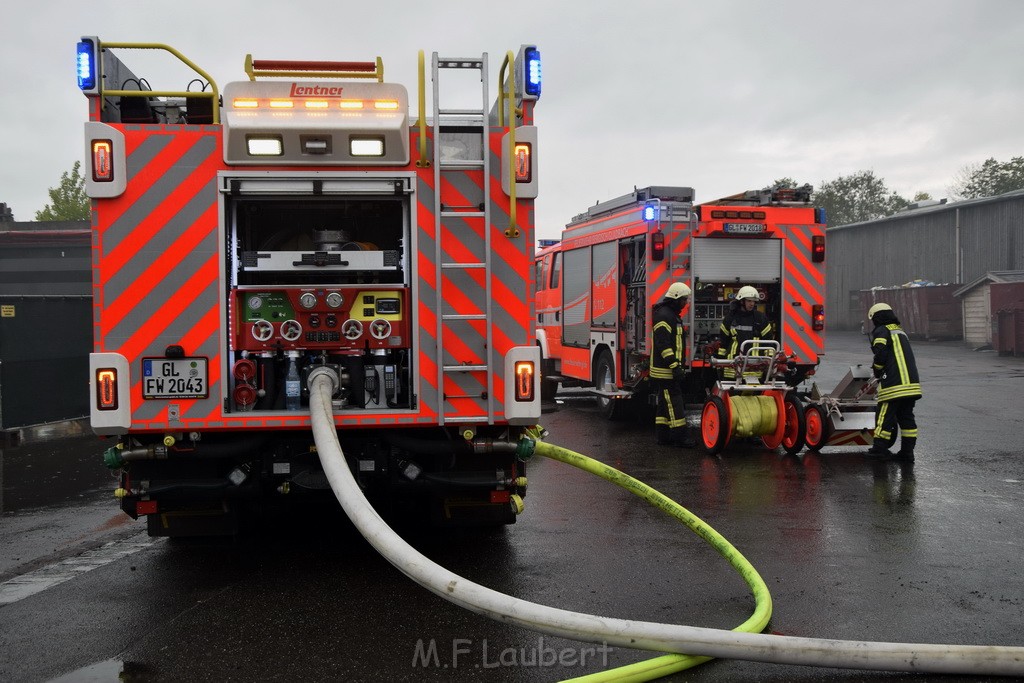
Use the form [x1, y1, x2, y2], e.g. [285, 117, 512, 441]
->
[308, 372, 1024, 679]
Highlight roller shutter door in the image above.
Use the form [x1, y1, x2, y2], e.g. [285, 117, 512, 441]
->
[692, 238, 782, 282]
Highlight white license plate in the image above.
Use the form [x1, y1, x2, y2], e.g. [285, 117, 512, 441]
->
[142, 358, 209, 399]
[723, 222, 766, 234]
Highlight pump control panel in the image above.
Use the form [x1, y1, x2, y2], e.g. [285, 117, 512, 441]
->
[233, 287, 409, 352]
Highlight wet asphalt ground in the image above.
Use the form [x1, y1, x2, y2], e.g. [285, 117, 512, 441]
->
[1, 331, 1023, 682]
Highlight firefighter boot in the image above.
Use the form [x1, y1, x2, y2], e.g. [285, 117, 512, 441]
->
[866, 440, 893, 457]
[676, 428, 697, 449]
[895, 437, 916, 462]
[656, 425, 672, 446]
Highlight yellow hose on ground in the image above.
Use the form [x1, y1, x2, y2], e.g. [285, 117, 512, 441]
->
[527, 434, 772, 683]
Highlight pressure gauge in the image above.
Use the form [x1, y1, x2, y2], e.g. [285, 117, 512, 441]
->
[248, 295, 263, 311]
[299, 292, 318, 309]
[326, 292, 344, 308]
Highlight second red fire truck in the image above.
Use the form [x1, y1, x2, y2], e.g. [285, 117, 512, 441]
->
[535, 185, 827, 425]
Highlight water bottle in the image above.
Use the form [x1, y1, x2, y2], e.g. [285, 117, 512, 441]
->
[285, 352, 301, 410]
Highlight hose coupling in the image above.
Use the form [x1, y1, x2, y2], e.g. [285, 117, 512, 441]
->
[509, 494, 525, 515]
[307, 366, 341, 396]
[103, 444, 168, 468]
[514, 437, 537, 460]
[470, 439, 518, 455]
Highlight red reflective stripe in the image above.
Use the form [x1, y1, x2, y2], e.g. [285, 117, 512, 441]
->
[104, 138, 221, 277]
[104, 203, 217, 331]
[119, 254, 218, 366]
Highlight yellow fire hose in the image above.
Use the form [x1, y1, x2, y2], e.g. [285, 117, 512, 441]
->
[527, 431, 772, 682]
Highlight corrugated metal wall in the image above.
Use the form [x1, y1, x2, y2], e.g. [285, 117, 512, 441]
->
[0, 221, 91, 428]
[828, 190, 1024, 329]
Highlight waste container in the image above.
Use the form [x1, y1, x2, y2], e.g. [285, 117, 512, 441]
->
[859, 285, 961, 340]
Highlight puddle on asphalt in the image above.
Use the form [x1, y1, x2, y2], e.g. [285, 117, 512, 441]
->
[47, 659, 156, 682]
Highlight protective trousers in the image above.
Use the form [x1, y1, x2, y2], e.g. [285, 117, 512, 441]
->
[873, 397, 918, 454]
[654, 378, 692, 446]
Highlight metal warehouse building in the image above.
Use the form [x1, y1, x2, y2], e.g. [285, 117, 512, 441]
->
[0, 219, 91, 430]
[827, 189, 1024, 331]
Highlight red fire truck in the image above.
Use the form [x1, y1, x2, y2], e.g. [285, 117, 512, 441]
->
[77, 38, 542, 536]
[535, 185, 827, 421]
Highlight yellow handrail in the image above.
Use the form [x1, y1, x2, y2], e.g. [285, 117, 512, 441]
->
[498, 51, 519, 238]
[99, 42, 220, 124]
[416, 50, 429, 168]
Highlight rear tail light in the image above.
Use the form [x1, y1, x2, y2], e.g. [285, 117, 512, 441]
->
[96, 369, 119, 410]
[812, 305, 825, 331]
[91, 140, 113, 182]
[651, 231, 665, 261]
[812, 234, 825, 262]
[514, 143, 532, 182]
[514, 360, 535, 402]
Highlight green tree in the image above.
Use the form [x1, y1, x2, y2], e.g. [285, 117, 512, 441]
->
[35, 161, 90, 221]
[812, 170, 909, 227]
[947, 156, 1024, 200]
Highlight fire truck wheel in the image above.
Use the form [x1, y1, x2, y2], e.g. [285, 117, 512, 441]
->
[700, 395, 730, 455]
[540, 356, 558, 402]
[594, 352, 624, 420]
[804, 404, 830, 452]
[780, 393, 807, 455]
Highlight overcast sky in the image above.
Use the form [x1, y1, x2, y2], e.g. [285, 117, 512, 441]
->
[2, 0, 1023, 239]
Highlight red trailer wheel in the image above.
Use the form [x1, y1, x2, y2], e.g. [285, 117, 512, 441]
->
[701, 395, 730, 455]
[804, 404, 830, 452]
[780, 393, 807, 455]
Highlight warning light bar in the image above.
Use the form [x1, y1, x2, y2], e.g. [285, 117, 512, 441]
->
[231, 98, 402, 110]
[710, 209, 767, 220]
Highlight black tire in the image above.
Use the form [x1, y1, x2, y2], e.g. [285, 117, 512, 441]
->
[539, 351, 557, 402]
[804, 404, 830, 452]
[700, 395, 730, 455]
[593, 351, 623, 420]
[781, 393, 807, 455]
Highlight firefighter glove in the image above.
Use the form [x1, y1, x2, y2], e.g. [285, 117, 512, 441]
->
[672, 365, 686, 381]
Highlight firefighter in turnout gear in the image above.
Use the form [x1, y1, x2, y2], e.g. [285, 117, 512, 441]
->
[717, 285, 773, 379]
[652, 282, 696, 447]
[866, 303, 921, 461]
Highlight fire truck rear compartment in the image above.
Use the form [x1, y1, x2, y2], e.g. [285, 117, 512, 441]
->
[225, 190, 414, 414]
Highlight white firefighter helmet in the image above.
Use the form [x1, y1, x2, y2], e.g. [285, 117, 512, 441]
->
[665, 282, 691, 299]
[868, 302, 893, 319]
[736, 285, 760, 301]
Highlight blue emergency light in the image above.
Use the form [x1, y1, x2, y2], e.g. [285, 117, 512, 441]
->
[524, 47, 541, 98]
[77, 39, 97, 91]
[642, 201, 660, 222]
